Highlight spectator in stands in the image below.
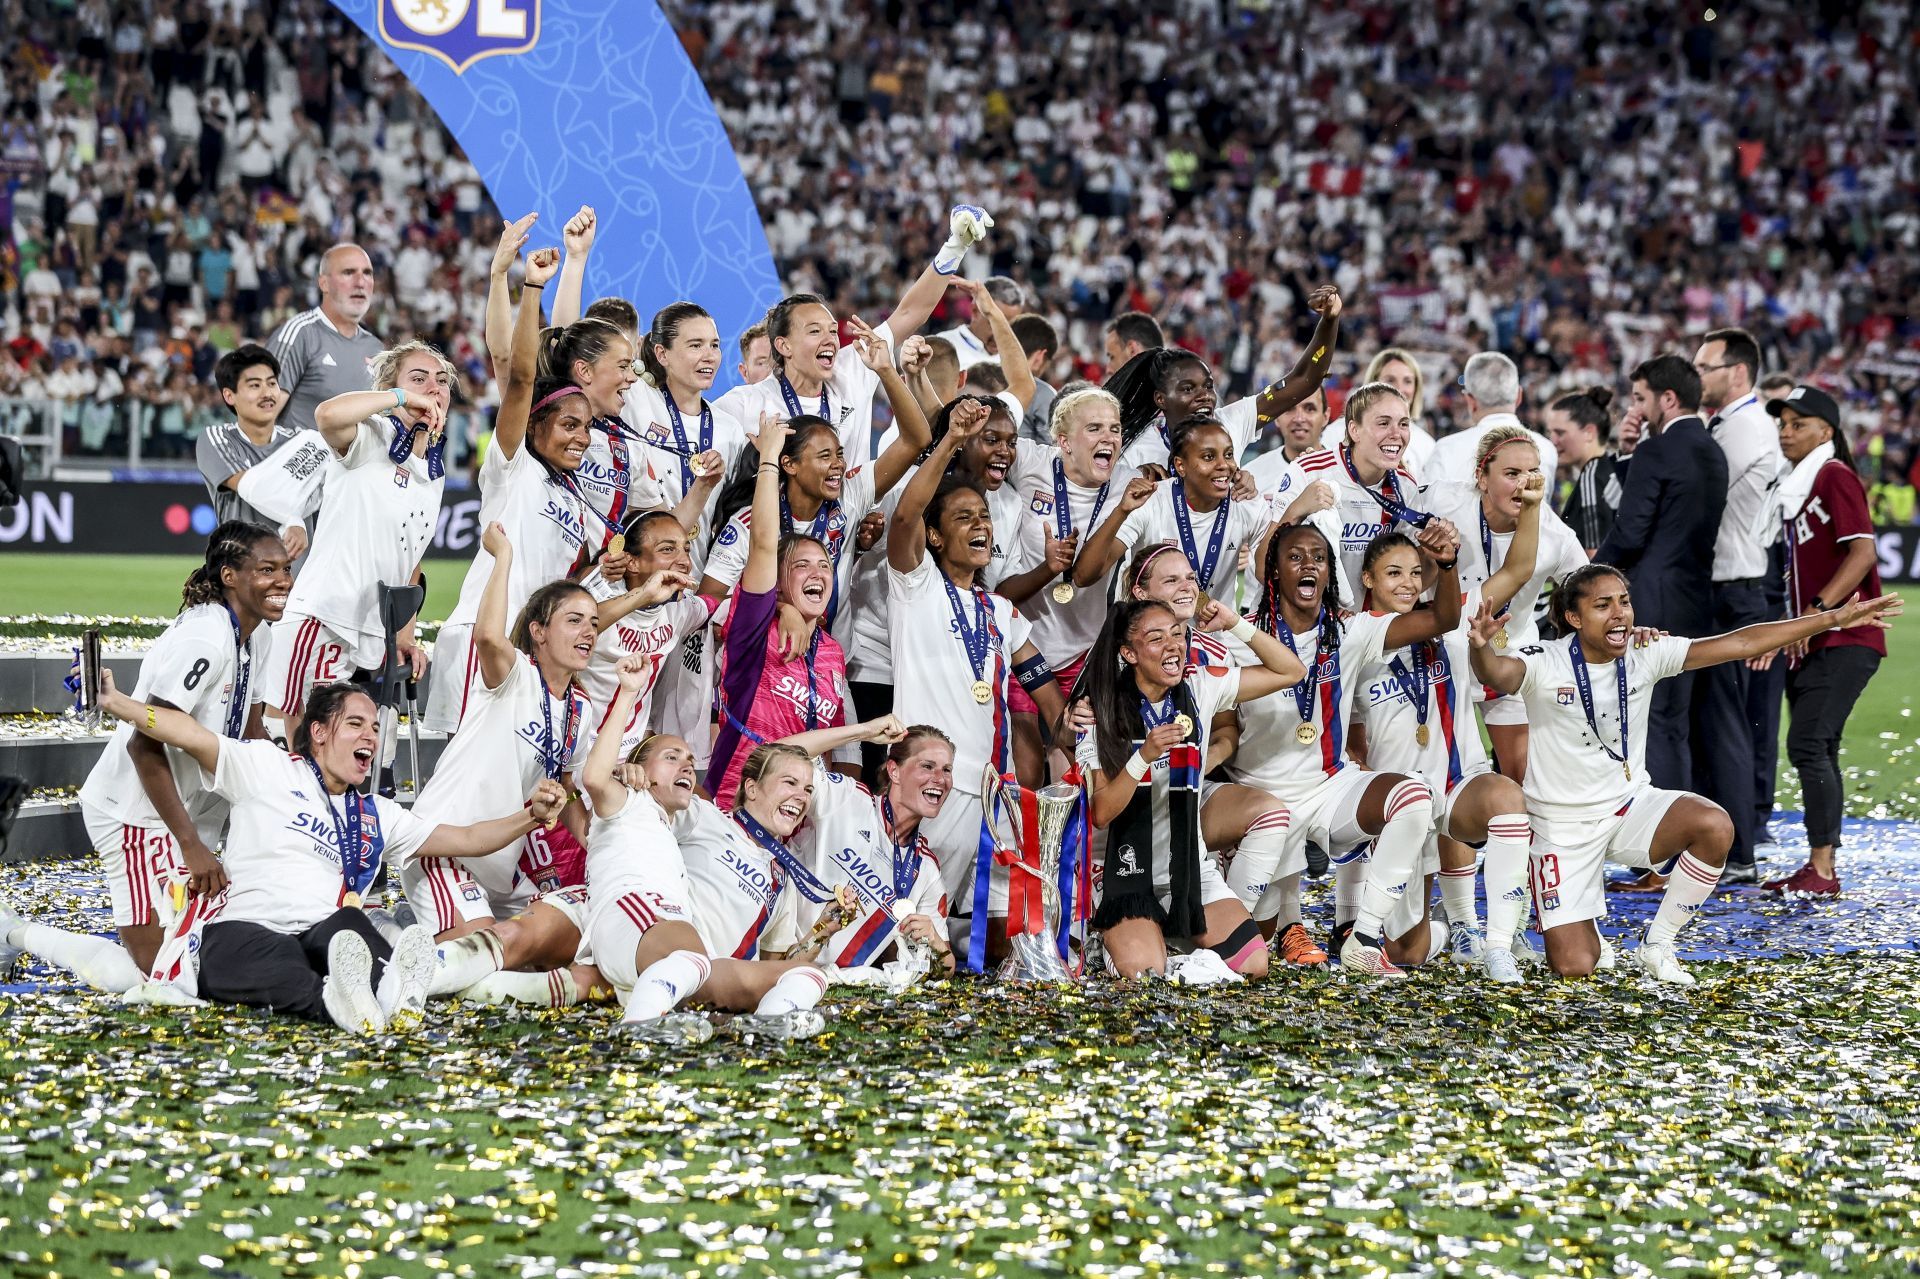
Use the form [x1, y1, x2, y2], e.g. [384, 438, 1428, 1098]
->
[1547, 385, 1624, 556]
[1012, 312, 1060, 443]
[1428, 352, 1557, 485]
[1870, 463, 1916, 526]
[1102, 312, 1163, 378]
[1758, 374, 1797, 405]
[267, 244, 382, 434]
[1597, 355, 1728, 810]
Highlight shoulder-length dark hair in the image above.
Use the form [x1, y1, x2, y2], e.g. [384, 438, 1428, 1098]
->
[1082, 599, 1180, 777]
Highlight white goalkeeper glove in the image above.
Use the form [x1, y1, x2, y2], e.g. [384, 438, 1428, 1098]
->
[934, 203, 994, 275]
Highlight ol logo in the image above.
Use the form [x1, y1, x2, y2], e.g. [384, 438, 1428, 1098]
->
[379, 0, 538, 74]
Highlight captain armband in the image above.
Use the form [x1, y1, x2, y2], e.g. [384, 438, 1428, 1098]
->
[1012, 652, 1056, 694]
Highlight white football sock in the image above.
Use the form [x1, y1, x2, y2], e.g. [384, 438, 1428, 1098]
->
[1333, 854, 1369, 927]
[624, 949, 711, 1022]
[1271, 874, 1303, 929]
[430, 930, 505, 997]
[16, 924, 145, 993]
[1646, 852, 1722, 947]
[464, 968, 582, 1007]
[1226, 808, 1291, 918]
[1482, 815, 1533, 949]
[753, 966, 828, 1017]
[1352, 781, 1435, 940]
[1438, 858, 1480, 928]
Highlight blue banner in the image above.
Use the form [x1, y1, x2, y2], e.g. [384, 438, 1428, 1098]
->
[330, 0, 779, 392]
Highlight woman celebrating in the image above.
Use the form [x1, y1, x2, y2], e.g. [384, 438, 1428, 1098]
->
[14, 524, 291, 992]
[1422, 426, 1591, 781]
[93, 676, 566, 1032]
[626, 301, 750, 563]
[406, 524, 606, 1004]
[1468, 563, 1898, 983]
[705, 417, 857, 809]
[1315, 348, 1438, 478]
[1077, 598, 1307, 979]
[887, 401, 1069, 966]
[1292, 381, 1431, 603]
[538, 314, 658, 551]
[1766, 387, 1889, 898]
[1228, 521, 1462, 977]
[428, 244, 597, 731]
[1350, 470, 1548, 981]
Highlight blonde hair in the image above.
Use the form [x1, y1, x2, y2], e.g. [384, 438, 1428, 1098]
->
[1473, 423, 1540, 475]
[1050, 385, 1121, 441]
[1365, 348, 1426, 418]
[1342, 380, 1409, 429]
[369, 340, 456, 391]
[741, 742, 809, 789]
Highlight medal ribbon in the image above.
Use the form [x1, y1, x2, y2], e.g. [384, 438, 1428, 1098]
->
[662, 397, 714, 495]
[1274, 614, 1343, 774]
[1054, 457, 1110, 593]
[1340, 444, 1431, 530]
[776, 372, 831, 425]
[942, 570, 995, 689]
[780, 488, 846, 627]
[536, 667, 583, 780]
[1569, 635, 1631, 776]
[592, 417, 633, 534]
[1389, 641, 1463, 787]
[1479, 509, 1512, 622]
[387, 413, 446, 480]
[222, 605, 252, 740]
[734, 808, 838, 904]
[305, 757, 380, 900]
[1170, 479, 1231, 592]
[880, 794, 920, 901]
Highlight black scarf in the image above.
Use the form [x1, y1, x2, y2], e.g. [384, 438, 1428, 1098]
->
[1094, 680, 1206, 939]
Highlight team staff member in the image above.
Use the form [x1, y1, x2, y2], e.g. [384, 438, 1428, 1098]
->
[197, 345, 302, 548]
[1426, 352, 1558, 487]
[267, 243, 383, 435]
[1547, 385, 1626, 555]
[1766, 387, 1888, 899]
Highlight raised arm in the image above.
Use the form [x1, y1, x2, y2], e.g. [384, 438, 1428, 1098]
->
[1072, 476, 1157, 586]
[742, 415, 790, 596]
[874, 205, 995, 340]
[583, 657, 648, 813]
[549, 205, 594, 328]
[1383, 520, 1465, 648]
[97, 670, 222, 776]
[494, 245, 559, 461]
[1684, 594, 1902, 670]
[956, 277, 1034, 412]
[1252, 286, 1341, 420]
[848, 317, 932, 499]
[1483, 474, 1548, 613]
[484, 212, 537, 371]
[419, 780, 570, 858]
[475, 521, 519, 692]
[1194, 594, 1305, 701]
[1465, 599, 1528, 695]
[888, 399, 986, 572]
[778, 714, 906, 760]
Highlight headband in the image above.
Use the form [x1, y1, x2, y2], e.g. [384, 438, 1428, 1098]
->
[1130, 543, 1184, 591]
[531, 385, 587, 417]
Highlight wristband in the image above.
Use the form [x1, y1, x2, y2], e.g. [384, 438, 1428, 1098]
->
[1125, 751, 1150, 781]
[1436, 558, 1457, 572]
[525, 281, 545, 290]
[1228, 617, 1258, 644]
[1808, 598, 1827, 612]
[391, 387, 406, 410]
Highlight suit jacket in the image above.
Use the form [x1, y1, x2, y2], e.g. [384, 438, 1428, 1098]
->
[1595, 416, 1728, 635]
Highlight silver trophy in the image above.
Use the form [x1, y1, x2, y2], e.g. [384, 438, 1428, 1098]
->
[984, 767, 1078, 983]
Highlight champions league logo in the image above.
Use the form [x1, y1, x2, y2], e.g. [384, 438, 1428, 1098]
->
[379, 0, 537, 73]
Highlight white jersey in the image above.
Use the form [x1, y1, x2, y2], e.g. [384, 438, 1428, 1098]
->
[1294, 446, 1423, 604]
[934, 323, 997, 371]
[1116, 483, 1272, 603]
[584, 785, 690, 925]
[282, 417, 444, 668]
[702, 465, 878, 609]
[1318, 419, 1438, 482]
[1353, 589, 1492, 792]
[1119, 395, 1263, 471]
[1075, 666, 1241, 852]
[78, 604, 270, 840]
[408, 656, 589, 900]
[714, 322, 895, 466]
[1229, 610, 1394, 801]
[792, 759, 947, 967]
[1008, 449, 1143, 664]
[574, 418, 667, 556]
[618, 383, 751, 572]
[674, 796, 802, 958]
[1514, 634, 1693, 820]
[1421, 482, 1589, 647]
[1425, 415, 1559, 490]
[888, 556, 1033, 793]
[208, 738, 432, 933]
[578, 571, 716, 759]
[444, 441, 594, 629]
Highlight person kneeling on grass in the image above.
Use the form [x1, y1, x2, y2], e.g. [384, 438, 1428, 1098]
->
[92, 676, 569, 1033]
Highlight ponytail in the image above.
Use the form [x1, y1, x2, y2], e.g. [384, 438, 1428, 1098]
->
[1084, 600, 1172, 777]
[640, 301, 713, 389]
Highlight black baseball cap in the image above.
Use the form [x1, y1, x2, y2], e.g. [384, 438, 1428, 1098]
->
[1766, 385, 1840, 430]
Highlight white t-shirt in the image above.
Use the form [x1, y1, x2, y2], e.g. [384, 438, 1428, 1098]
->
[78, 604, 271, 839]
[1353, 589, 1492, 791]
[1293, 446, 1424, 605]
[1116, 483, 1272, 602]
[1425, 414, 1559, 490]
[573, 418, 668, 556]
[1421, 482, 1590, 647]
[1119, 395, 1263, 472]
[935, 323, 996, 371]
[1515, 635, 1693, 820]
[444, 440, 594, 629]
[408, 656, 589, 900]
[1229, 610, 1394, 802]
[617, 383, 751, 573]
[584, 784, 688, 923]
[283, 417, 444, 668]
[714, 321, 895, 467]
[578, 573, 716, 760]
[210, 739, 432, 934]
[1008, 449, 1143, 664]
[1075, 666, 1241, 854]
[887, 556, 1033, 793]
[792, 759, 947, 967]
[701, 464, 878, 604]
[674, 796, 799, 959]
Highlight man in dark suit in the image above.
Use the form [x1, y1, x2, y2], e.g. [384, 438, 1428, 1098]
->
[1596, 354, 1730, 802]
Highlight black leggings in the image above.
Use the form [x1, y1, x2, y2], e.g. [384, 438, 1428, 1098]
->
[849, 679, 894, 788]
[197, 909, 392, 1023]
[1785, 644, 1880, 850]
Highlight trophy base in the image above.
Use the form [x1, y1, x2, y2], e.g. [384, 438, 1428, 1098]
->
[999, 934, 1075, 983]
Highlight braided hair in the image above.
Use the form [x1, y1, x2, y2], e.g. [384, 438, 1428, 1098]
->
[1254, 522, 1343, 660]
[708, 413, 838, 547]
[1104, 347, 1212, 451]
[180, 521, 281, 612]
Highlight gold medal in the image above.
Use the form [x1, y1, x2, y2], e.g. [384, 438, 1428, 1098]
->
[342, 890, 363, 908]
[971, 679, 993, 705]
[605, 533, 626, 558]
[1173, 713, 1194, 738]
[1416, 724, 1430, 748]
[688, 454, 709, 477]
[168, 882, 187, 912]
[1052, 580, 1076, 604]
[1493, 628, 1510, 651]
[1295, 723, 1317, 745]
